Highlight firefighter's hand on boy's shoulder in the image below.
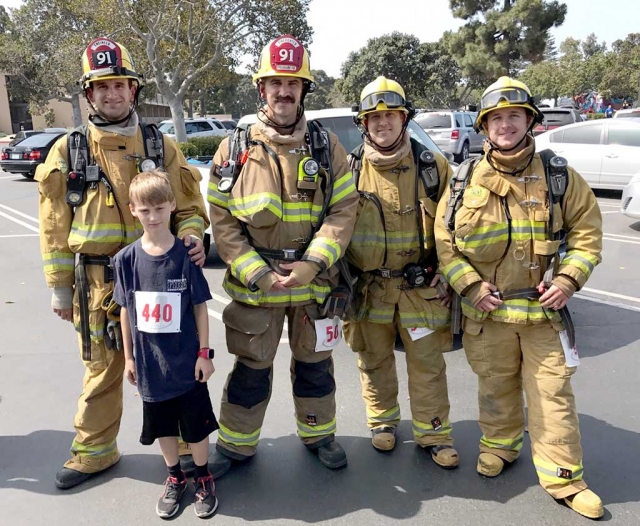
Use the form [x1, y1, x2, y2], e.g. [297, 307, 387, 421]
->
[125, 358, 137, 386]
[195, 357, 214, 383]
[182, 235, 206, 267]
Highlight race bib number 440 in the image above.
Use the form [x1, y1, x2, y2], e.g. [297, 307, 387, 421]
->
[135, 291, 181, 333]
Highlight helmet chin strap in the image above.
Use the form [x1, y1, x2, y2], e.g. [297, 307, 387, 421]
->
[358, 115, 409, 153]
[86, 84, 142, 127]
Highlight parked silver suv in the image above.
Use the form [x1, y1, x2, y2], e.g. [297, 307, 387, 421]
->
[415, 110, 485, 162]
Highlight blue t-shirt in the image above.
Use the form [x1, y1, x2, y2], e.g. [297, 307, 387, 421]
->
[113, 237, 212, 402]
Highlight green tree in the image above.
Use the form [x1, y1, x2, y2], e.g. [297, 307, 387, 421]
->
[305, 69, 336, 110]
[339, 33, 467, 110]
[101, 0, 313, 142]
[0, 0, 105, 127]
[600, 34, 640, 102]
[445, 0, 567, 84]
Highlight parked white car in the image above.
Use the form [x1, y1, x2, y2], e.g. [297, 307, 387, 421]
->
[613, 108, 640, 119]
[621, 173, 640, 219]
[158, 118, 227, 139]
[535, 118, 640, 190]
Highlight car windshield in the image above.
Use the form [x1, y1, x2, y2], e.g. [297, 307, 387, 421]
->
[14, 133, 62, 147]
[542, 111, 575, 126]
[158, 123, 175, 133]
[416, 114, 451, 129]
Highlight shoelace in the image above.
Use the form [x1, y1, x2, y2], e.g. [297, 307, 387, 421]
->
[194, 475, 214, 502]
[164, 476, 185, 500]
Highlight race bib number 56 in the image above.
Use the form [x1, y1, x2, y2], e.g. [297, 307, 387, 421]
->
[314, 316, 343, 352]
[135, 291, 181, 333]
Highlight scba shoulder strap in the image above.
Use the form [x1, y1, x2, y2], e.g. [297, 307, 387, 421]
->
[349, 138, 440, 201]
[65, 123, 165, 207]
[443, 149, 569, 235]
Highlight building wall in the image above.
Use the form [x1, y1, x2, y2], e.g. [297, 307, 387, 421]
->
[32, 98, 90, 130]
[0, 75, 13, 135]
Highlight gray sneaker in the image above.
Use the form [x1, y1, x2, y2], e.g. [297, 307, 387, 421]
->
[193, 473, 219, 518]
[156, 475, 187, 519]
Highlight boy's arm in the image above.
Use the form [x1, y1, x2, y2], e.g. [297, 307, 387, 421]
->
[193, 302, 209, 349]
[120, 307, 137, 386]
[121, 307, 134, 360]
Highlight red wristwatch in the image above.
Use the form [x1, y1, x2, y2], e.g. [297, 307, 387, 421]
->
[197, 347, 214, 359]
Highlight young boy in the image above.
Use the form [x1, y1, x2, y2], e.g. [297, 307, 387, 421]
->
[113, 170, 219, 519]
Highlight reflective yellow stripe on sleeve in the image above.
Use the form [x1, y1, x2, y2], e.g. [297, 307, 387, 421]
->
[304, 237, 341, 268]
[329, 172, 356, 207]
[42, 251, 75, 272]
[560, 250, 599, 279]
[231, 250, 268, 284]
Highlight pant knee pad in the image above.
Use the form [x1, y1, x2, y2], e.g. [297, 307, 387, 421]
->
[227, 362, 271, 409]
[293, 358, 335, 398]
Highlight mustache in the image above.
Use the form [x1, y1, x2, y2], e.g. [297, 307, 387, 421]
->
[275, 96, 296, 104]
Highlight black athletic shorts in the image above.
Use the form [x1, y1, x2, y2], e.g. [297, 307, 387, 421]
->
[140, 381, 219, 446]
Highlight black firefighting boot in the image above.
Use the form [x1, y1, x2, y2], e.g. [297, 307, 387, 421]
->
[55, 467, 93, 489]
[208, 444, 251, 479]
[306, 437, 348, 470]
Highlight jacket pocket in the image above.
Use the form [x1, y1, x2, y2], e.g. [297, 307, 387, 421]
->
[222, 302, 277, 362]
[179, 165, 202, 197]
[455, 190, 508, 263]
[35, 166, 63, 200]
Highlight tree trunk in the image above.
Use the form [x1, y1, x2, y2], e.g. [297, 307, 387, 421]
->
[70, 93, 83, 128]
[199, 93, 207, 117]
[188, 98, 194, 118]
[169, 98, 187, 143]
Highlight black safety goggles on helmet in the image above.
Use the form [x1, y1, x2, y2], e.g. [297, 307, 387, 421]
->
[481, 87, 531, 110]
[360, 91, 406, 112]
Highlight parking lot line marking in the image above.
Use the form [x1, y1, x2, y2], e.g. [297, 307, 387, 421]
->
[0, 233, 39, 238]
[580, 287, 640, 305]
[603, 232, 640, 240]
[0, 204, 39, 223]
[597, 203, 620, 207]
[0, 210, 39, 233]
[207, 307, 289, 343]
[212, 293, 231, 306]
[603, 236, 640, 245]
[601, 211, 619, 214]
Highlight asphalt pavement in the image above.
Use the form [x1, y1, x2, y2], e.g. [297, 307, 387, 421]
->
[0, 170, 639, 526]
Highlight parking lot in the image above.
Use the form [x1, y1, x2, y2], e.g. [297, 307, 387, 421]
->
[1, 169, 639, 526]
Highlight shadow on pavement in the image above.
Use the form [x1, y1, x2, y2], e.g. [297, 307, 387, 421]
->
[570, 298, 640, 358]
[1, 415, 637, 521]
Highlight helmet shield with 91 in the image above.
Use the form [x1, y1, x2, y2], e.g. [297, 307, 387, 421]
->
[81, 37, 143, 90]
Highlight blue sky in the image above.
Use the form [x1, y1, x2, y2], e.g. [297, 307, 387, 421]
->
[2, 0, 638, 78]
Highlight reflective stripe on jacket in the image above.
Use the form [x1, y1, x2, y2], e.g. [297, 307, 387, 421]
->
[434, 148, 602, 324]
[209, 119, 358, 307]
[35, 123, 209, 288]
[347, 141, 453, 329]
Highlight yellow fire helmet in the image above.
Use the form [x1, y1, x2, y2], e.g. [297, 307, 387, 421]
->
[80, 37, 143, 90]
[253, 35, 314, 85]
[356, 76, 412, 120]
[474, 76, 542, 132]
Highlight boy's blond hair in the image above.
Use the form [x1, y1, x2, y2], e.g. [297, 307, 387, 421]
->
[129, 170, 175, 207]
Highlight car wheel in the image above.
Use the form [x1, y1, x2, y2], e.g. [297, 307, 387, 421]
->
[455, 141, 469, 163]
[22, 172, 35, 179]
